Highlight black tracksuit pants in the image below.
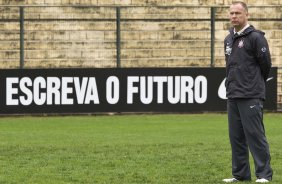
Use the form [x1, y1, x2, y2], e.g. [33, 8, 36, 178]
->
[227, 98, 273, 181]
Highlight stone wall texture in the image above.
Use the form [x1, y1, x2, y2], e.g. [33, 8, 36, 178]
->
[0, 0, 282, 106]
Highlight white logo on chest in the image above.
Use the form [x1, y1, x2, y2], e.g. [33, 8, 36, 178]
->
[238, 39, 244, 48]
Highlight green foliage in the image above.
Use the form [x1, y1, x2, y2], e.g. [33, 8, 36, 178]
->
[0, 113, 281, 184]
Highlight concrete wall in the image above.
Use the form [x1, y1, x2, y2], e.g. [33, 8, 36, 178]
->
[0, 0, 282, 6]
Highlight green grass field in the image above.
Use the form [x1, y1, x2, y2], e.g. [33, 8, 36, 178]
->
[0, 113, 281, 184]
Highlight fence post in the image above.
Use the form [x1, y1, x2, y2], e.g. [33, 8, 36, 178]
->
[116, 7, 121, 68]
[20, 6, 25, 69]
[210, 7, 216, 67]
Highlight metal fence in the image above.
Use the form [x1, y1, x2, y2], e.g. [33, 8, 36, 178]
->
[0, 5, 281, 109]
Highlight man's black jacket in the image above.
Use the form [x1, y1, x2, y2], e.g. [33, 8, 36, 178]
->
[224, 25, 272, 100]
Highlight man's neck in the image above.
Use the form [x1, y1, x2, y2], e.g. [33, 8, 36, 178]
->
[234, 26, 244, 32]
[234, 23, 250, 34]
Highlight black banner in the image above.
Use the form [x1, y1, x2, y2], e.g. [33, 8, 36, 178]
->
[0, 68, 277, 114]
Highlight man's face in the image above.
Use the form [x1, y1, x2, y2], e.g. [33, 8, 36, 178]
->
[229, 4, 248, 30]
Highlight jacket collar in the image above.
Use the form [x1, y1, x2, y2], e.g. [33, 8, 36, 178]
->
[233, 24, 250, 35]
[229, 25, 255, 38]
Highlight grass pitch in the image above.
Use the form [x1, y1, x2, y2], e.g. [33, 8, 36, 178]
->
[0, 113, 281, 184]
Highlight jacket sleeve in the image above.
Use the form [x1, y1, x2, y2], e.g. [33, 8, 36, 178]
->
[254, 34, 272, 81]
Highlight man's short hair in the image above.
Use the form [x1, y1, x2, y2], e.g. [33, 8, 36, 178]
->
[232, 1, 248, 12]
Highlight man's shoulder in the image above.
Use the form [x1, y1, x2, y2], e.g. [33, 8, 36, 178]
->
[248, 29, 265, 39]
[224, 33, 232, 43]
[224, 28, 233, 41]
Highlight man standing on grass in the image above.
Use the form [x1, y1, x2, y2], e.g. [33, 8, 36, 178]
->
[223, 1, 273, 183]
